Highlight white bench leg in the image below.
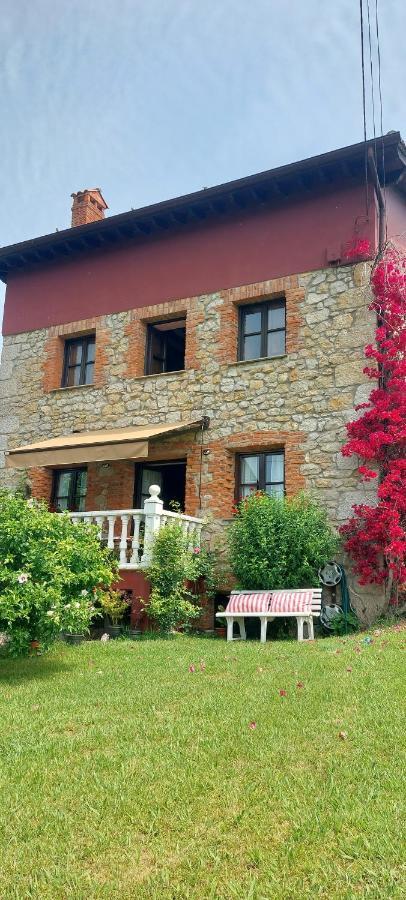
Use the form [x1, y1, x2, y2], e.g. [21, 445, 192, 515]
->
[260, 617, 268, 643]
[307, 616, 314, 640]
[297, 617, 304, 641]
[227, 618, 234, 642]
[238, 618, 246, 640]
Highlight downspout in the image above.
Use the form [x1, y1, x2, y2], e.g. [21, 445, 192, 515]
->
[367, 147, 386, 253]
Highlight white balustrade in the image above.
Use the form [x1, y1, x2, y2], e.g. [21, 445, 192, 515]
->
[69, 485, 204, 569]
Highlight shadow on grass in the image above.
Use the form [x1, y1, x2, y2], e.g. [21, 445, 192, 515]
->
[0, 652, 76, 685]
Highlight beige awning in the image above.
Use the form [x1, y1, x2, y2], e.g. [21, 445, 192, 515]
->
[6, 421, 203, 469]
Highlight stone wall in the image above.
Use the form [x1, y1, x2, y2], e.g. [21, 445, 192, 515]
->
[0, 261, 384, 620]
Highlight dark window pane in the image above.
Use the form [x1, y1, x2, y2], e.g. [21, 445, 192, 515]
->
[150, 330, 165, 374]
[268, 301, 285, 330]
[265, 453, 284, 484]
[265, 483, 284, 499]
[56, 496, 69, 511]
[243, 310, 261, 335]
[243, 334, 262, 360]
[68, 343, 82, 366]
[86, 339, 95, 363]
[57, 472, 72, 496]
[84, 362, 94, 384]
[66, 366, 81, 387]
[241, 484, 257, 498]
[241, 455, 259, 484]
[76, 470, 87, 495]
[267, 330, 285, 357]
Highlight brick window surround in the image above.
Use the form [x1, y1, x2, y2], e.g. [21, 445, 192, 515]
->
[28, 429, 304, 522]
[125, 298, 201, 378]
[217, 275, 304, 366]
[42, 317, 110, 392]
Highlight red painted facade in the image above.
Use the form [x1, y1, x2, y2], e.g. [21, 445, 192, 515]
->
[3, 184, 377, 336]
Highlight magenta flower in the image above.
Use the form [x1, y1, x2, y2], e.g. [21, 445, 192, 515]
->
[193, 547, 201, 554]
[279, 689, 287, 697]
[188, 664, 196, 673]
[248, 721, 257, 729]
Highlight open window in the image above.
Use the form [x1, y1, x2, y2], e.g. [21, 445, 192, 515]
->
[135, 460, 186, 511]
[145, 318, 186, 375]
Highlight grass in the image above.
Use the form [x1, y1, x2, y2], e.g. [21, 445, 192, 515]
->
[0, 625, 405, 899]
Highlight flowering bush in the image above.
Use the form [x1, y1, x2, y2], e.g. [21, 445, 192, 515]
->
[99, 590, 131, 626]
[0, 492, 118, 655]
[228, 491, 338, 590]
[340, 244, 406, 598]
[146, 522, 206, 632]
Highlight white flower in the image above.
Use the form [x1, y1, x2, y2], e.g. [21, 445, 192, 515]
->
[46, 610, 54, 617]
[17, 573, 30, 584]
[26, 499, 34, 508]
[74, 602, 80, 609]
[81, 589, 88, 597]
[64, 603, 71, 609]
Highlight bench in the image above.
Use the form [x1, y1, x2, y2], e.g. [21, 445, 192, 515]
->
[216, 589, 322, 642]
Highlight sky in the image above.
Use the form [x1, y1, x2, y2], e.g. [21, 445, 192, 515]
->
[1, 0, 405, 344]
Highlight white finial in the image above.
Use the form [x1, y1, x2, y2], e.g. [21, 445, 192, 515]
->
[148, 484, 161, 498]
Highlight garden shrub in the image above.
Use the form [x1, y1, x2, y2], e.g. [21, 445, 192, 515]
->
[228, 491, 338, 590]
[0, 492, 118, 655]
[147, 522, 216, 632]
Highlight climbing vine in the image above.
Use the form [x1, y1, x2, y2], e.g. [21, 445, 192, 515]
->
[340, 243, 406, 600]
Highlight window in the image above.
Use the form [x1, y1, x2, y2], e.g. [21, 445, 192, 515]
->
[238, 299, 285, 361]
[238, 452, 284, 499]
[135, 460, 186, 511]
[53, 468, 87, 512]
[62, 335, 95, 387]
[145, 319, 186, 375]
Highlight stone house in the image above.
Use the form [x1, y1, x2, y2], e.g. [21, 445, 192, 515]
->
[1, 133, 405, 625]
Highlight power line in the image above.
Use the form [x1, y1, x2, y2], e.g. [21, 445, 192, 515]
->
[375, 0, 387, 239]
[366, 0, 377, 157]
[359, 0, 369, 217]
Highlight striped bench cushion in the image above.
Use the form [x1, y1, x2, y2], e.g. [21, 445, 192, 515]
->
[270, 590, 313, 614]
[226, 592, 272, 614]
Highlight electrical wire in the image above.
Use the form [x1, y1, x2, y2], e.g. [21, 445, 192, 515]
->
[359, 0, 369, 218]
[366, 0, 377, 157]
[375, 0, 387, 240]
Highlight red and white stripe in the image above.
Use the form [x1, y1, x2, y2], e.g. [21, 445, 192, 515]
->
[270, 590, 313, 614]
[226, 592, 272, 614]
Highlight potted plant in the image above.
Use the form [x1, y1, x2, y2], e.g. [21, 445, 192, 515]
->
[63, 594, 99, 645]
[215, 605, 227, 638]
[128, 606, 143, 640]
[100, 590, 130, 638]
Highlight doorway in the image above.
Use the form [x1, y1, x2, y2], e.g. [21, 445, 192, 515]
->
[134, 460, 187, 511]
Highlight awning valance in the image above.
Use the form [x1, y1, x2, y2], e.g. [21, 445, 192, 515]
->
[6, 420, 204, 469]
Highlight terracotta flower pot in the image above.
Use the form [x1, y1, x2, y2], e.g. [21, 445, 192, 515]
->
[30, 640, 40, 650]
[216, 626, 226, 639]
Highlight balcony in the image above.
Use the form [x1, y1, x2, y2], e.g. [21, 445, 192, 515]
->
[69, 484, 204, 569]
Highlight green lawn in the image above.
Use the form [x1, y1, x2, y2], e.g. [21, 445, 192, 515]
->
[0, 626, 405, 899]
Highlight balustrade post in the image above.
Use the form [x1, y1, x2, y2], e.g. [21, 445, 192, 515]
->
[142, 485, 164, 566]
[119, 514, 130, 565]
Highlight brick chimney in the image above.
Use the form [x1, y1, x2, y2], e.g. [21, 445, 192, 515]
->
[71, 188, 108, 227]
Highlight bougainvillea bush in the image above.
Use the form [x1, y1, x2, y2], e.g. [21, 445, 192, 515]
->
[228, 491, 338, 590]
[340, 244, 406, 598]
[0, 492, 118, 655]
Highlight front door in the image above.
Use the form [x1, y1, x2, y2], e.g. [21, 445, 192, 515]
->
[135, 460, 186, 511]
